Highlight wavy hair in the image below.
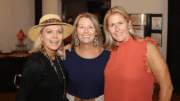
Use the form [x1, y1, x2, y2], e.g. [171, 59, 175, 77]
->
[103, 6, 140, 51]
[71, 12, 104, 48]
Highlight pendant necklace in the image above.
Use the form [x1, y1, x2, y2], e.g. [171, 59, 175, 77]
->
[41, 50, 66, 98]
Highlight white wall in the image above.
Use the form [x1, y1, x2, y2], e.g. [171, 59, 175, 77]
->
[0, 0, 168, 60]
[0, 0, 35, 53]
[111, 0, 168, 60]
[42, 0, 62, 16]
[0, 0, 62, 53]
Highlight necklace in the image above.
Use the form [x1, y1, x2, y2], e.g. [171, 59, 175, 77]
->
[40, 50, 66, 98]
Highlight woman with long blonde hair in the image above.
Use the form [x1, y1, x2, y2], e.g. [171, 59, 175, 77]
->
[103, 6, 173, 101]
[16, 14, 74, 101]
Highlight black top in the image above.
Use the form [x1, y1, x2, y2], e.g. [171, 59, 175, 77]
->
[16, 52, 67, 101]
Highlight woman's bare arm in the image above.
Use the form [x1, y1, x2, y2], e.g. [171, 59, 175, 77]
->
[146, 41, 173, 101]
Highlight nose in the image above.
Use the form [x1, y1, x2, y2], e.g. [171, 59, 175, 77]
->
[53, 33, 58, 38]
[115, 25, 120, 32]
[84, 27, 88, 33]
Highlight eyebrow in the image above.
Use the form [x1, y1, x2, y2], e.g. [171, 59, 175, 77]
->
[109, 21, 124, 24]
[78, 24, 94, 26]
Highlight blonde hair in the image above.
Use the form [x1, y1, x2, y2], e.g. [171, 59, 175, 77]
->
[29, 26, 64, 57]
[103, 6, 140, 51]
[71, 12, 104, 48]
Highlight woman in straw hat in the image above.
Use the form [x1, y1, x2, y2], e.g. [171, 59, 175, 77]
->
[103, 6, 173, 101]
[59, 13, 110, 101]
[16, 14, 74, 101]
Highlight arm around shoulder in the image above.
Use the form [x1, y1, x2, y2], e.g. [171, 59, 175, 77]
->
[146, 41, 173, 101]
[62, 44, 72, 60]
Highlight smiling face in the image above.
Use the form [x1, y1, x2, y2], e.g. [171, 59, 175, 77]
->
[40, 25, 63, 53]
[76, 17, 96, 45]
[107, 13, 131, 43]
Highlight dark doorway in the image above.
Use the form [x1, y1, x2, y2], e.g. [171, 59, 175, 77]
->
[61, 0, 110, 45]
[167, 0, 180, 94]
[61, 0, 110, 24]
[35, 0, 42, 25]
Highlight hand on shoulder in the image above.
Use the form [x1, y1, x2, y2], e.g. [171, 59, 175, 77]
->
[62, 44, 72, 60]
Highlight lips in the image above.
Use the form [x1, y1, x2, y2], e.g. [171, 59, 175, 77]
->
[50, 41, 59, 43]
[115, 32, 123, 36]
[82, 35, 91, 38]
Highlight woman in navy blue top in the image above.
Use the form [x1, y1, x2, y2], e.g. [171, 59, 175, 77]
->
[60, 13, 110, 101]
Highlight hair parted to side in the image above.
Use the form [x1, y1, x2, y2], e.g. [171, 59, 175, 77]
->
[71, 12, 104, 48]
[29, 26, 64, 57]
[103, 6, 140, 51]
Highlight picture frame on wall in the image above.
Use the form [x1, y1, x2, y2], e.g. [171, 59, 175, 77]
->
[151, 17, 162, 30]
[151, 33, 162, 47]
[150, 14, 162, 47]
[129, 13, 151, 38]
[130, 14, 147, 25]
[150, 14, 163, 31]
[133, 26, 145, 38]
[128, 14, 163, 44]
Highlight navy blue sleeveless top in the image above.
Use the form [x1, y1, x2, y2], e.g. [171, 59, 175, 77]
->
[59, 48, 110, 99]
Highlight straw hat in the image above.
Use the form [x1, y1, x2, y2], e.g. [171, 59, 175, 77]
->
[28, 14, 75, 42]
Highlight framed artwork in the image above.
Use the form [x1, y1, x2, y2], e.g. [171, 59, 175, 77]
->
[130, 13, 163, 40]
[151, 33, 162, 47]
[150, 14, 162, 46]
[133, 26, 145, 38]
[150, 14, 162, 31]
[151, 17, 162, 30]
[130, 14, 147, 25]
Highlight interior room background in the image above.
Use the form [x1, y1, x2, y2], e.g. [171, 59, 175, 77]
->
[0, 0, 168, 59]
[0, 0, 179, 94]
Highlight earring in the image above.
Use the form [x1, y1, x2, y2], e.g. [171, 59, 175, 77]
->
[75, 38, 79, 46]
[94, 36, 98, 47]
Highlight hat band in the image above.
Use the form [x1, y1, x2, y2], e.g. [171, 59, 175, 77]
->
[40, 18, 62, 24]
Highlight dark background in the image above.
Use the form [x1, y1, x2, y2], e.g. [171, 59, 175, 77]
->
[61, 0, 110, 24]
[167, 0, 180, 94]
